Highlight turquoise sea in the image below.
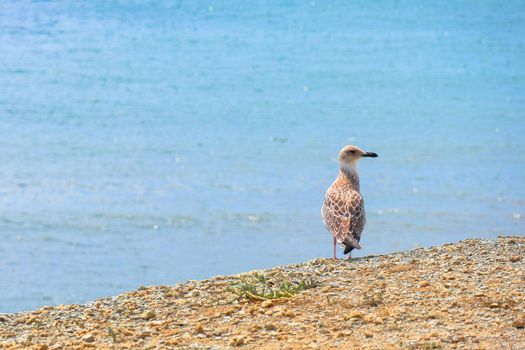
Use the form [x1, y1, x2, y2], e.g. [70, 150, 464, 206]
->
[1, 1, 524, 312]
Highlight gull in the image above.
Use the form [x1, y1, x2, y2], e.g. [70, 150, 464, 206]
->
[321, 145, 378, 259]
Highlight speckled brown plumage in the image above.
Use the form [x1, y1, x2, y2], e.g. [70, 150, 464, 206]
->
[321, 170, 365, 253]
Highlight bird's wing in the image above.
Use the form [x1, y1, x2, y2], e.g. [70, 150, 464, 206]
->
[322, 187, 363, 249]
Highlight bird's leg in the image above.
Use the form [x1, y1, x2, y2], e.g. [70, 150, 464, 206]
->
[333, 236, 337, 260]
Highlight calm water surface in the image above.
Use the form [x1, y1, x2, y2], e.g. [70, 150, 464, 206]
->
[1, 1, 524, 312]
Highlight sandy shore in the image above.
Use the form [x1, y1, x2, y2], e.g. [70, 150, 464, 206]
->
[1, 236, 524, 350]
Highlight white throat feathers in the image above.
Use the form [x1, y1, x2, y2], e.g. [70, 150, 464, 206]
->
[340, 160, 358, 176]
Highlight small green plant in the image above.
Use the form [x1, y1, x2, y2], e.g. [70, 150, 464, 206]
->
[229, 272, 319, 301]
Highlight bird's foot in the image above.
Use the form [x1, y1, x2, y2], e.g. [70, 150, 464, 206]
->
[346, 254, 352, 260]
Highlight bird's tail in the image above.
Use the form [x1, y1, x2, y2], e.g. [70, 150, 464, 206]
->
[343, 237, 361, 254]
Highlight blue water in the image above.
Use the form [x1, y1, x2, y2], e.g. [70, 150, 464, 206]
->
[1, 1, 524, 313]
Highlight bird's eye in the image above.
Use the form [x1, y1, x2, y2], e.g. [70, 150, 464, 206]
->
[349, 150, 355, 154]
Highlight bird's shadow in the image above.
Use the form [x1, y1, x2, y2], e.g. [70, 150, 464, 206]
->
[340, 255, 377, 263]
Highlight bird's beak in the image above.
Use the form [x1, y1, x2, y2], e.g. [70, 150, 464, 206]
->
[362, 152, 378, 158]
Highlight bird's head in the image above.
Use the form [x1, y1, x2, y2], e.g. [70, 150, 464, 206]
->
[339, 145, 378, 171]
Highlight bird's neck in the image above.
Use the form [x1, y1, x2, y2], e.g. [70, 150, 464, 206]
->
[338, 162, 360, 191]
